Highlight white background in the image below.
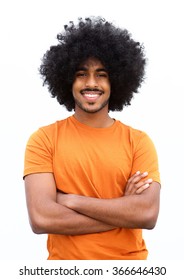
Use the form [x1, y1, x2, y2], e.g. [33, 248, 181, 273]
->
[0, 0, 183, 261]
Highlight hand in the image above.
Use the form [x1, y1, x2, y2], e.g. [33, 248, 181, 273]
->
[57, 190, 77, 209]
[57, 190, 69, 205]
[124, 171, 153, 196]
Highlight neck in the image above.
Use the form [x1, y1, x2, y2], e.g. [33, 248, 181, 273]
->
[73, 108, 114, 128]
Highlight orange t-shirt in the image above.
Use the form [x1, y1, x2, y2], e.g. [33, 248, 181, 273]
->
[23, 116, 160, 260]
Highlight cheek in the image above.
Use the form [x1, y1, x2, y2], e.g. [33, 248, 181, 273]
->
[72, 82, 78, 96]
[105, 83, 111, 94]
[72, 80, 83, 92]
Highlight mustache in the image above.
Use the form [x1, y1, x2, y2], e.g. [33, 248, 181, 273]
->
[80, 88, 104, 94]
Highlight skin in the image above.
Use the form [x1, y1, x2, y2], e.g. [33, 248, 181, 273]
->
[24, 57, 160, 235]
[72, 57, 113, 128]
[57, 172, 160, 229]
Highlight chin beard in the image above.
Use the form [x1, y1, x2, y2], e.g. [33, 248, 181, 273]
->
[74, 98, 110, 114]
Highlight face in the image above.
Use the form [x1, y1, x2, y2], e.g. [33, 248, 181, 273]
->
[72, 57, 111, 114]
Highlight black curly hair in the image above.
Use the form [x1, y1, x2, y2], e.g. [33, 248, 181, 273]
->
[39, 16, 146, 111]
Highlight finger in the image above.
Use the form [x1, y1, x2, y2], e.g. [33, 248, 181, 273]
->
[144, 178, 153, 184]
[127, 171, 141, 184]
[129, 171, 148, 185]
[125, 178, 152, 196]
[133, 178, 152, 191]
[125, 172, 151, 196]
[136, 183, 150, 194]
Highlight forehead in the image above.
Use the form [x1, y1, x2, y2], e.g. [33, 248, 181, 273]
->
[78, 57, 106, 70]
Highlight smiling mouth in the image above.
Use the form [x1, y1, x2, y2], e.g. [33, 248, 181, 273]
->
[80, 89, 104, 98]
[83, 93, 100, 98]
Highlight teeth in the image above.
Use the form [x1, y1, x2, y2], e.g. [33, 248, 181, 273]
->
[84, 94, 99, 97]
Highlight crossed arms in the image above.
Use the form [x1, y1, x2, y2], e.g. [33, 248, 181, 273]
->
[24, 171, 160, 235]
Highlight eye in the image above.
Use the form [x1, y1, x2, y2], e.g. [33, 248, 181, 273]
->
[97, 72, 108, 78]
[75, 72, 87, 77]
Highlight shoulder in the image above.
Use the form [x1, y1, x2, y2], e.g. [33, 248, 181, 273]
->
[29, 117, 70, 138]
[117, 121, 157, 152]
[117, 121, 148, 140]
[26, 117, 71, 148]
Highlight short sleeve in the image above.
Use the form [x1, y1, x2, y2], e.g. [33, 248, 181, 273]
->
[23, 128, 53, 178]
[131, 132, 161, 184]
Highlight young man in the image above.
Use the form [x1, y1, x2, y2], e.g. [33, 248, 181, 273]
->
[23, 17, 161, 260]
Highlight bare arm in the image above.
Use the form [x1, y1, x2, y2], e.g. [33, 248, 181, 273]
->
[57, 172, 160, 229]
[24, 173, 115, 235]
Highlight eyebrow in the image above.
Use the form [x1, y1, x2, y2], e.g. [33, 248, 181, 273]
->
[76, 67, 108, 72]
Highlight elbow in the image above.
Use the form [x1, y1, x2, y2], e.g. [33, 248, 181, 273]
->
[144, 219, 157, 230]
[28, 214, 47, 234]
[31, 223, 45, 235]
[143, 209, 159, 230]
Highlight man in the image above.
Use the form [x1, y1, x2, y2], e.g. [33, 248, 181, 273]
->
[23, 17, 161, 260]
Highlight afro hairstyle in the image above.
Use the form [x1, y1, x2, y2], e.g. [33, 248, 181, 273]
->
[39, 16, 146, 111]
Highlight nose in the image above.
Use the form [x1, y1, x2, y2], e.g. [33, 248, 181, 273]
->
[85, 75, 98, 88]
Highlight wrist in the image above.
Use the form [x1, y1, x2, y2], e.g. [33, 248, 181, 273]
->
[67, 194, 89, 212]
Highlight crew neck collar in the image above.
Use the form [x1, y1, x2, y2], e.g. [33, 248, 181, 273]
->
[70, 115, 118, 131]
